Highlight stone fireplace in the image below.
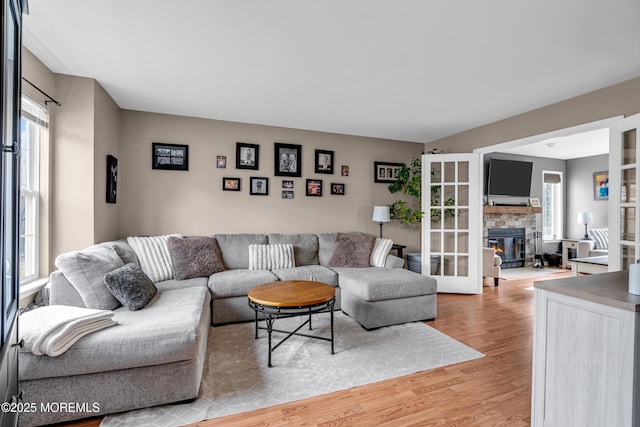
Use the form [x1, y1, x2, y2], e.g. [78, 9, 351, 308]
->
[483, 206, 541, 267]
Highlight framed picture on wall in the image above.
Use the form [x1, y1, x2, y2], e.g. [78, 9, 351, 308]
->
[529, 197, 540, 207]
[373, 161, 404, 183]
[222, 177, 241, 191]
[274, 143, 302, 177]
[250, 177, 269, 195]
[106, 155, 118, 203]
[330, 183, 345, 195]
[593, 171, 609, 200]
[152, 143, 189, 171]
[216, 155, 227, 168]
[315, 149, 334, 174]
[236, 142, 260, 170]
[341, 165, 349, 176]
[306, 179, 322, 196]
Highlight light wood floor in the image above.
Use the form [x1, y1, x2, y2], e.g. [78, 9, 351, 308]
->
[59, 270, 571, 427]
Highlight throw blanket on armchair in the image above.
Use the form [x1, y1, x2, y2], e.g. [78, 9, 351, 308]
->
[20, 305, 116, 357]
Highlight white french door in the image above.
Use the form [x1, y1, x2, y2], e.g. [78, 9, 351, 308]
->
[422, 153, 482, 294]
[608, 113, 640, 272]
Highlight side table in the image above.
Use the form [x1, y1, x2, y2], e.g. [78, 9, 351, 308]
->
[391, 243, 406, 259]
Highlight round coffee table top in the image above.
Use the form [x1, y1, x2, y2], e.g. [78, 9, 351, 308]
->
[248, 280, 336, 308]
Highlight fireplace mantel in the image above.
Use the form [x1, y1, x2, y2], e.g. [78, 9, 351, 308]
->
[483, 206, 542, 214]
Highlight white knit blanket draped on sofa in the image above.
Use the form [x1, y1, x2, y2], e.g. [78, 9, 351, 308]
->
[20, 305, 116, 357]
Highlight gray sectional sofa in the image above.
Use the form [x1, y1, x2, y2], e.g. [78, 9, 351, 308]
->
[19, 232, 437, 426]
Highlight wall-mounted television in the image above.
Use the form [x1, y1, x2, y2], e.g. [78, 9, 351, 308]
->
[487, 158, 533, 203]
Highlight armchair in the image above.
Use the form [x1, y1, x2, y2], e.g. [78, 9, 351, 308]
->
[483, 247, 502, 286]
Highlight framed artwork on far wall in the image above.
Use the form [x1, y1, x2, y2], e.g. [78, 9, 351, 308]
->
[374, 161, 404, 183]
[216, 155, 226, 168]
[106, 155, 118, 203]
[274, 143, 302, 177]
[593, 171, 609, 200]
[250, 177, 269, 195]
[315, 149, 334, 174]
[236, 142, 260, 170]
[306, 179, 322, 196]
[330, 183, 345, 195]
[152, 143, 189, 171]
[341, 165, 349, 176]
[222, 177, 241, 191]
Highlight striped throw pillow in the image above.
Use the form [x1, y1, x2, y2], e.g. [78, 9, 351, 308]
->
[588, 228, 608, 250]
[127, 234, 181, 282]
[370, 238, 394, 267]
[248, 244, 295, 270]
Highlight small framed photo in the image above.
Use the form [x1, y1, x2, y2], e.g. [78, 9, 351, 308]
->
[374, 161, 404, 183]
[341, 165, 349, 176]
[274, 143, 302, 177]
[223, 177, 241, 191]
[593, 171, 609, 200]
[216, 156, 227, 168]
[306, 179, 323, 196]
[152, 143, 189, 171]
[250, 177, 269, 195]
[315, 149, 334, 174]
[282, 190, 294, 199]
[282, 180, 294, 188]
[529, 197, 540, 207]
[236, 142, 259, 170]
[331, 183, 345, 195]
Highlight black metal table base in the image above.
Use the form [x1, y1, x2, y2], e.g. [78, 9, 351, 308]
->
[249, 298, 335, 367]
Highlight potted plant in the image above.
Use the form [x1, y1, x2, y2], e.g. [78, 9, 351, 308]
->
[388, 150, 454, 274]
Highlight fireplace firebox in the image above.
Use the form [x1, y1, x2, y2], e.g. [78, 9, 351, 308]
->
[488, 228, 525, 269]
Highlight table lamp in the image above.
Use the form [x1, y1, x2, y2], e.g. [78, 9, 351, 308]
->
[372, 205, 390, 238]
[577, 212, 594, 240]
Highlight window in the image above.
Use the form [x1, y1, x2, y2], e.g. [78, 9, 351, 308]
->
[542, 171, 563, 241]
[19, 95, 48, 284]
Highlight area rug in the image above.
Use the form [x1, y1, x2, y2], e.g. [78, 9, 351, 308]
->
[500, 267, 566, 280]
[101, 312, 483, 426]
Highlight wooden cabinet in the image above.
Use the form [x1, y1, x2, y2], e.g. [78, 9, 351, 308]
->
[532, 272, 640, 426]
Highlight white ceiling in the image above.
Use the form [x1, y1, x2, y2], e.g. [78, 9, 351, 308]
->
[22, 0, 640, 144]
[498, 128, 610, 160]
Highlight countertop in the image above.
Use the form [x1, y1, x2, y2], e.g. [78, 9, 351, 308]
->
[534, 271, 640, 312]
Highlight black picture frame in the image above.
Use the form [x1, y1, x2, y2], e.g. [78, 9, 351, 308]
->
[250, 177, 269, 195]
[330, 183, 345, 195]
[315, 149, 334, 174]
[282, 190, 294, 199]
[274, 143, 302, 177]
[236, 142, 260, 170]
[152, 143, 189, 171]
[374, 161, 405, 183]
[106, 155, 118, 203]
[306, 179, 323, 197]
[222, 177, 241, 191]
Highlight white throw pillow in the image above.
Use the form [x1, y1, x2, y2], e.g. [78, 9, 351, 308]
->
[588, 228, 608, 250]
[127, 234, 181, 282]
[248, 244, 295, 270]
[370, 238, 394, 267]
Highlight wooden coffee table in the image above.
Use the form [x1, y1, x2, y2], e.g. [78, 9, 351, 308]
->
[248, 280, 336, 367]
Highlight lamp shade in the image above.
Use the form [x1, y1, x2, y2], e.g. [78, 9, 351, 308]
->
[372, 205, 390, 223]
[577, 212, 594, 225]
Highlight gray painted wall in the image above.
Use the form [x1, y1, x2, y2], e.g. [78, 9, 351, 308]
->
[566, 154, 609, 239]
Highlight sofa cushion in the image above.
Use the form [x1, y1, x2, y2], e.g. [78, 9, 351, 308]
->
[208, 269, 279, 299]
[248, 244, 295, 270]
[272, 265, 338, 287]
[328, 233, 377, 268]
[19, 286, 210, 380]
[127, 234, 180, 282]
[168, 236, 225, 280]
[107, 240, 139, 266]
[55, 246, 124, 310]
[334, 267, 437, 302]
[155, 277, 209, 292]
[317, 233, 338, 266]
[268, 233, 319, 266]
[104, 263, 157, 311]
[214, 234, 268, 269]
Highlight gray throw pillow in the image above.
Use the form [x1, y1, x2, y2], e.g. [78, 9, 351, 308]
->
[55, 246, 124, 310]
[168, 236, 225, 280]
[104, 263, 157, 311]
[327, 233, 377, 268]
